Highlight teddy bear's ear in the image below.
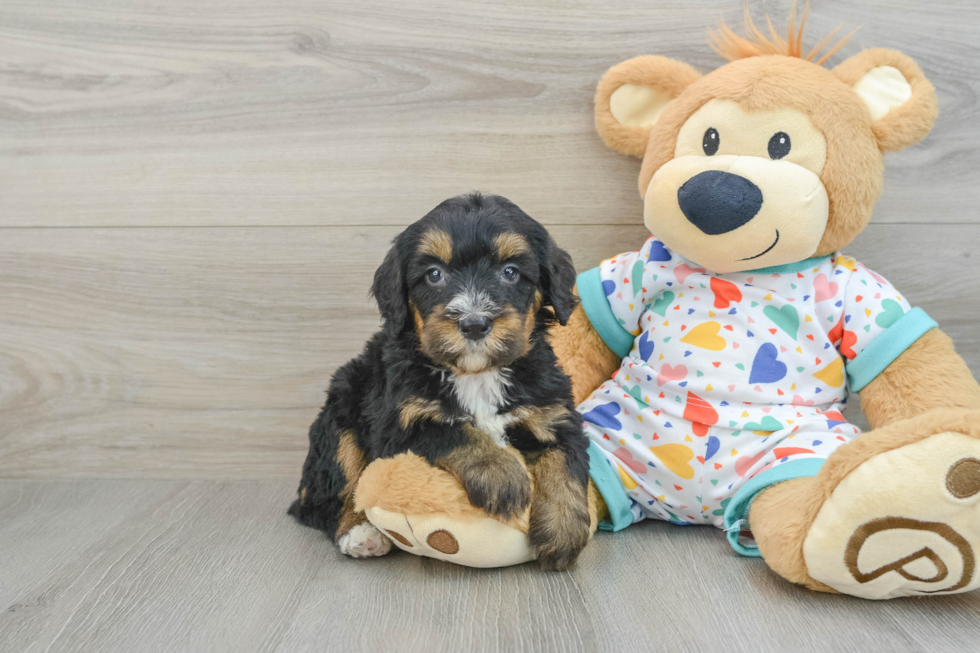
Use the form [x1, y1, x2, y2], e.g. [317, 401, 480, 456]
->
[833, 48, 938, 153]
[595, 55, 702, 158]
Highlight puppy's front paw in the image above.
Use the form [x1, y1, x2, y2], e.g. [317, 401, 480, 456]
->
[337, 522, 392, 558]
[529, 495, 591, 572]
[458, 454, 532, 519]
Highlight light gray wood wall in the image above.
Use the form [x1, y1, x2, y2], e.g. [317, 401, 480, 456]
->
[3, 0, 980, 479]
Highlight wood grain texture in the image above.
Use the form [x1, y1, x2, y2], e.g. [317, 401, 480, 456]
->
[2, 223, 978, 478]
[1, 480, 978, 653]
[1, 0, 978, 227]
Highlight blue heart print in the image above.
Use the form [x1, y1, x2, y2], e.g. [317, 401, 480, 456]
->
[705, 436, 720, 461]
[749, 343, 787, 383]
[648, 240, 672, 262]
[602, 279, 616, 296]
[582, 402, 623, 430]
[637, 330, 655, 361]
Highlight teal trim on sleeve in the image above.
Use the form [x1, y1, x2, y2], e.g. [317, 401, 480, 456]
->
[846, 307, 937, 392]
[588, 441, 634, 533]
[724, 458, 826, 557]
[576, 268, 635, 359]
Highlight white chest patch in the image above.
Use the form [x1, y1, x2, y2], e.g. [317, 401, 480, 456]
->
[450, 369, 515, 448]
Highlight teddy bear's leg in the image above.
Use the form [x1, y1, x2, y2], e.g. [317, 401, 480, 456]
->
[744, 409, 980, 599]
[354, 451, 604, 568]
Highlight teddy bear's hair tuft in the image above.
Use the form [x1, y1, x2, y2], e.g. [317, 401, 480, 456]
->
[709, 1, 859, 67]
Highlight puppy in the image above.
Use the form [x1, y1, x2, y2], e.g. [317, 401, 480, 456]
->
[289, 193, 592, 570]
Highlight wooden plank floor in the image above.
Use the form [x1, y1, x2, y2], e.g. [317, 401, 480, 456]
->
[1, 480, 979, 653]
[3, 0, 980, 650]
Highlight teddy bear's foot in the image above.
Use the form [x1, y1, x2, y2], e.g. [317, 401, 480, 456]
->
[803, 430, 980, 599]
[364, 506, 534, 568]
[353, 452, 535, 568]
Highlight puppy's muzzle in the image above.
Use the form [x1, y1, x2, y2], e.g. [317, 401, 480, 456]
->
[446, 291, 498, 342]
[459, 315, 492, 340]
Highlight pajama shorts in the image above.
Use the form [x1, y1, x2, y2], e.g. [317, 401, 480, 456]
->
[581, 393, 861, 554]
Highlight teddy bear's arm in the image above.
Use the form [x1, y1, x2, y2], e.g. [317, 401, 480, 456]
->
[549, 294, 622, 405]
[858, 328, 980, 429]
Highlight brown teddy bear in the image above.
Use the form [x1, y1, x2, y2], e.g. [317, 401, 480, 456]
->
[353, 10, 980, 599]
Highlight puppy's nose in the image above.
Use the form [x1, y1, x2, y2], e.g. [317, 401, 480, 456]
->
[459, 315, 492, 340]
[677, 170, 763, 235]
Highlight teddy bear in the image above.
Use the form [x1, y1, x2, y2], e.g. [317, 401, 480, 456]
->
[352, 10, 980, 600]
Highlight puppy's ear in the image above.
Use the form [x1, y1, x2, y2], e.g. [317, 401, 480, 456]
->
[371, 243, 408, 337]
[541, 239, 578, 326]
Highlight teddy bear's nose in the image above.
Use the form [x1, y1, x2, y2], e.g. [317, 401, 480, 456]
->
[677, 170, 764, 235]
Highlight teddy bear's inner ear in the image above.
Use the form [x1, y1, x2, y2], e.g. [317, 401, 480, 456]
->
[608, 84, 675, 129]
[595, 55, 701, 158]
[853, 66, 913, 122]
[833, 48, 938, 153]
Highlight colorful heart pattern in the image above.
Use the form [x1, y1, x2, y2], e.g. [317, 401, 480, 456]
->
[577, 237, 911, 528]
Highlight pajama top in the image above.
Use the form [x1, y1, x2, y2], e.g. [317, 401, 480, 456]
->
[576, 236, 937, 553]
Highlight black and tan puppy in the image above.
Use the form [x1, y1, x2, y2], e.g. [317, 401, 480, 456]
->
[289, 193, 591, 570]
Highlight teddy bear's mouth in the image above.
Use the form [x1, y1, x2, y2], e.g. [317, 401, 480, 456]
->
[739, 229, 780, 261]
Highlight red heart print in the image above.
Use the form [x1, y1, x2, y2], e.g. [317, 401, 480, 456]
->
[710, 277, 743, 309]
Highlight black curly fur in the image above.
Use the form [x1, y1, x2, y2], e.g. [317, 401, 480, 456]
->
[289, 194, 591, 568]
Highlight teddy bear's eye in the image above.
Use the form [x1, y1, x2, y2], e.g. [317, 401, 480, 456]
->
[768, 132, 791, 159]
[702, 127, 720, 156]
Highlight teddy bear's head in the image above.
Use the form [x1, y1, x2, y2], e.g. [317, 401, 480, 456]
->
[595, 11, 938, 273]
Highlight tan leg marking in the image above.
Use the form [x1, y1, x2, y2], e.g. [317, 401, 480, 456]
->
[399, 397, 445, 430]
[527, 448, 591, 571]
[437, 424, 531, 518]
[334, 430, 369, 541]
[509, 405, 573, 444]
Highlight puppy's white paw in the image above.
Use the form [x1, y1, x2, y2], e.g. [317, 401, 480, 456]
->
[337, 522, 392, 558]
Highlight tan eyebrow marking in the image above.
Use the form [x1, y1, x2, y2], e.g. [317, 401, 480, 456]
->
[495, 232, 530, 260]
[418, 229, 453, 263]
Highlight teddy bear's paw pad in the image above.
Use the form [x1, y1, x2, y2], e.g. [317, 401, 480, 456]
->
[803, 432, 980, 599]
[364, 506, 533, 568]
[363, 507, 422, 553]
[425, 529, 460, 554]
[338, 522, 393, 559]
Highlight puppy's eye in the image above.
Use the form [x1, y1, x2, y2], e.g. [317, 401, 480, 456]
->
[425, 267, 445, 285]
[768, 132, 791, 159]
[501, 266, 520, 283]
[702, 127, 719, 156]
